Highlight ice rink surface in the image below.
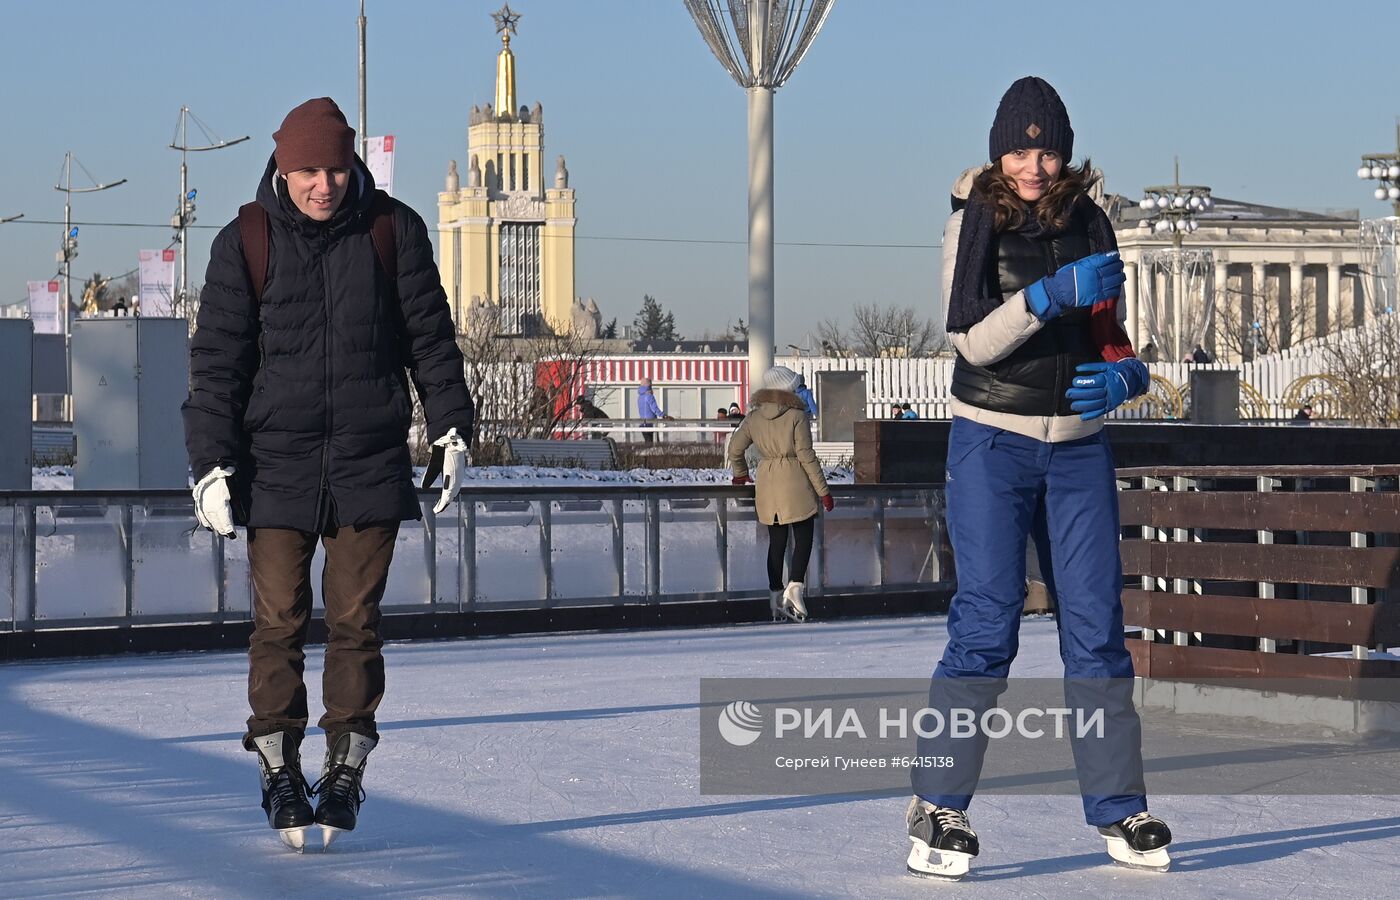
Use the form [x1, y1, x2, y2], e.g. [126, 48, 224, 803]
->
[2, 615, 1397, 898]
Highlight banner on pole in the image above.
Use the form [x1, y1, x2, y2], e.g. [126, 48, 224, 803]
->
[366, 135, 396, 196]
[138, 248, 176, 317]
[27, 280, 61, 334]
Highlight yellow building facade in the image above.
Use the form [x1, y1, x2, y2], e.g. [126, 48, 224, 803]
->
[438, 10, 579, 334]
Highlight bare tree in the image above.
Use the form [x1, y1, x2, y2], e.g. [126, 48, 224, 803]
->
[1214, 277, 1312, 362]
[1315, 313, 1400, 426]
[447, 306, 605, 464]
[817, 303, 946, 357]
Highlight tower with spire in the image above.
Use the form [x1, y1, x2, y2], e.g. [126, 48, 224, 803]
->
[438, 3, 583, 335]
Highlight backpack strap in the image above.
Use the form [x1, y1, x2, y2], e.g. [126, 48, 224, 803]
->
[237, 192, 396, 304]
[368, 189, 398, 283]
[237, 202, 270, 303]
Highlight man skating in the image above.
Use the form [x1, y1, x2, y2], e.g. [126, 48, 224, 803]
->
[183, 97, 472, 850]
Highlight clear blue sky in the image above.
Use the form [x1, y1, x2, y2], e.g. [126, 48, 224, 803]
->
[1, 0, 1395, 345]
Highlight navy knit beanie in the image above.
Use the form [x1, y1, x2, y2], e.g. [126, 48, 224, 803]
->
[988, 77, 1073, 162]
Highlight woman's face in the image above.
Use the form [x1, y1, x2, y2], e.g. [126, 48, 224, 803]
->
[999, 149, 1062, 203]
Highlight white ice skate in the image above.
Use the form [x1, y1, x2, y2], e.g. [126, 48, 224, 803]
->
[905, 798, 977, 881]
[779, 582, 808, 622]
[1099, 812, 1172, 872]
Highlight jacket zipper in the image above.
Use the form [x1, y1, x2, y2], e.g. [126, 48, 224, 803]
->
[314, 252, 333, 529]
[1042, 240, 1068, 414]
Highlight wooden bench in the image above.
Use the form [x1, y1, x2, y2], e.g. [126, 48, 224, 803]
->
[503, 437, 619, 470]
[1118, 465, 1400, 691]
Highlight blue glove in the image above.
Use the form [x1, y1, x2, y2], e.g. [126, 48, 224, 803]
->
[1066, 359, 1149, 421]
[1024, 252, 1126, 321]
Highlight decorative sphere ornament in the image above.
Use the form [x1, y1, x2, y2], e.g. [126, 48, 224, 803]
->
[1388, 187, 1400, 201]
[1360, 167, 1373, 179]
[1139, 198, 1155, 210]
[1390, 165, 1400, 179]
[1373, 166, 1386, 179]
[1156, 196, 1169, 209]
[1375, 187, 1389, 200]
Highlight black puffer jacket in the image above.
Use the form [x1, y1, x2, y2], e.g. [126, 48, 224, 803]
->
[183, 155, 473, 531]
[949, 209, 1100, 417]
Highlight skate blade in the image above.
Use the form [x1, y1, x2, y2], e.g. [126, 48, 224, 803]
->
[278, 827, 307, 852]
[906, 838, 971, 880]
[781, 605, 807, 623]
[1104, 837, 1170, 872]
[321, 825, 344, 850]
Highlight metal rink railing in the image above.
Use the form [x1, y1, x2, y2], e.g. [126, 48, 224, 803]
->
[0, 485, 949, 631]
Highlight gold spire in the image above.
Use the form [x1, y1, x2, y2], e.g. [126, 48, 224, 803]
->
[492, 4, 521, 119]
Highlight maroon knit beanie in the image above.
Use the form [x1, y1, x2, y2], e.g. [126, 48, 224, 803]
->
[273, 98, 355, 173]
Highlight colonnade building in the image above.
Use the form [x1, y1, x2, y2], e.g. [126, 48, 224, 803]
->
[1111, 196, 1369, 363]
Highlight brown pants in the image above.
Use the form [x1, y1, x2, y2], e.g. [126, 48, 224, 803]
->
[243, 521, 399, 749]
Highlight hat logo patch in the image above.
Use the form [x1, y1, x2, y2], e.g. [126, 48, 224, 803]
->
[1026, 123, 1042, 139]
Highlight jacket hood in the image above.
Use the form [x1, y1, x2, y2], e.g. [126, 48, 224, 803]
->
[256, 152, 377, 236]
[749, 389, 807, 418]
[950, 164, 989, 212]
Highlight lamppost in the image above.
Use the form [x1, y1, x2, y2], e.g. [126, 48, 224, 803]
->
[55, 152, 125, 417]
[684, 0, 836, 390]
[170, 107, 248, 319]
[1356, 126, 1400, 319]
[358, 0, 369, 161]
[1138, 159, 1213, 361]
[1356, 124, 1400, 217]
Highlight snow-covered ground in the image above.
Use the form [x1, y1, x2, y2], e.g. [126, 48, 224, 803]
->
[2, 616, 1396, 898]
[28, 465, 856, 491]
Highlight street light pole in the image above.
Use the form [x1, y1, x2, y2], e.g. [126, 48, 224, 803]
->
[55, 152, 126, 418]
[169, 107, 249, 319]
[1355, 125, 1400, 321]
[1138, 158, 1212, 361]
[685, 0, 836, 391]
[358, 0, 368, 161]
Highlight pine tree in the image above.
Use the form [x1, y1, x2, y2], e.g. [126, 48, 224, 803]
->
[633, 294, 679, 342]
[601, 317, 618, 339]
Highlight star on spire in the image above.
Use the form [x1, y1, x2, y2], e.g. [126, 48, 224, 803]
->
[492, 3, 522, 39]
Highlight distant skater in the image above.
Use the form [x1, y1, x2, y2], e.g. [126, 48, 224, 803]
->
[727, 366, 833, 622]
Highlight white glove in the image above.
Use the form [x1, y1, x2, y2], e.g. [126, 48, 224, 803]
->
[193, 466, 236, 538]
[431, 428, 468, 515]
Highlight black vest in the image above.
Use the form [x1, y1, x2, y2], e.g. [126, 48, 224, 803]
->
[950, 212, 1100, 417]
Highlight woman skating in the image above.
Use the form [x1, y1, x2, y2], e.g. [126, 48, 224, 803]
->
[905, 77, 1170, 880]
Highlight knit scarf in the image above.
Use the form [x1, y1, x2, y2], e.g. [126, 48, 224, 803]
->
[946, 192, 1134, 362]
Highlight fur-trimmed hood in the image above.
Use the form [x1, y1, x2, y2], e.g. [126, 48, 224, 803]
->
[749, 389, 808, 419]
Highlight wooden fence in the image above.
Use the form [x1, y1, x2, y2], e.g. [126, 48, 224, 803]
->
[1118, 466, 1400, 692]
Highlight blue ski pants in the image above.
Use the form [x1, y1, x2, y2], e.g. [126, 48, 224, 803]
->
[912, 417, 1147, 827]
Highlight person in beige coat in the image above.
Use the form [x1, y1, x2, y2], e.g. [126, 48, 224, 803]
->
[728, 366, 834, 622]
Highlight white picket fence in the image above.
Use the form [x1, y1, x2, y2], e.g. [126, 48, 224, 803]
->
[777, 355, 1337, 421]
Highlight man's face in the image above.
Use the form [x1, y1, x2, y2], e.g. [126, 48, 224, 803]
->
[285, 167, 350, 221]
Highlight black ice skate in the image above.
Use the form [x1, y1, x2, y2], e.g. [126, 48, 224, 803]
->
[313, 733, 376, 849]
[905, 797, 979, 881]
[251, 732, 315, 852]
[1098, 811, 1172, 872]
